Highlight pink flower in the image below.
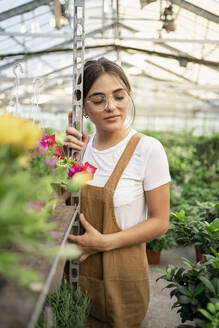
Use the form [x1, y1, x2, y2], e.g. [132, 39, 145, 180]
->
[36, 140, 47, 155]
[45, 157, 57, 167]
[28, 201, 45, 212]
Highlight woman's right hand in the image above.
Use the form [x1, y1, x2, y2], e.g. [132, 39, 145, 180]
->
[64, 112, 89, 152]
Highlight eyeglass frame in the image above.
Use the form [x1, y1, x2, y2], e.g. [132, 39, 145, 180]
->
[85, 88, 130, 112]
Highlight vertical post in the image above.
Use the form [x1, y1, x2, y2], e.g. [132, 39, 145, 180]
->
[69, 0, 85, 290]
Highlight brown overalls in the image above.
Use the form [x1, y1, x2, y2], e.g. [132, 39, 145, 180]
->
[80, 133, 150, 328]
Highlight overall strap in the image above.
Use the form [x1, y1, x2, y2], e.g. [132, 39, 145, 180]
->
[105, 133, 143, 192]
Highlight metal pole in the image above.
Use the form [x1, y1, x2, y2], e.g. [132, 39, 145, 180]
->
[69, 0, 85, 290]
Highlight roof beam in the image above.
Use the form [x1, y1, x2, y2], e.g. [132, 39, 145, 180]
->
[168, 0, 219, 25]
[0, 44, 218, 68]
[0, 0, 53, 22]
[159, 43, 219, 73]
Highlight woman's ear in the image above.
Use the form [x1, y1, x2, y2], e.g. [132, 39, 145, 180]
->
[83, 107, 88, 118]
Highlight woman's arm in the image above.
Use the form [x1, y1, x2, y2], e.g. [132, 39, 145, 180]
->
[68, 183, 170, 263]
[105, 182, 170, 251]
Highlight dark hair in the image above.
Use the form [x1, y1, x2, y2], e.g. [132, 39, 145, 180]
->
[79, 57, 136, 121]
[83, 57, 131, 98]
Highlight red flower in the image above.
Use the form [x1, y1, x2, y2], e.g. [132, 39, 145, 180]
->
[84, 162, 97, 177]
[68, 161, 97, 178]
[42, 134, 57, 147]
[54, 145, 64, 159]
[68, 162, 84, 177]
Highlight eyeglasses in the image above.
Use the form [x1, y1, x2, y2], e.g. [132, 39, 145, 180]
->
[86, 89, 129, 112]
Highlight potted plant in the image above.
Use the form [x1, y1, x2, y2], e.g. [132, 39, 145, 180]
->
[171, 209, 219, 262]
[146, 224, 177, 265]
[156, 249, 219, 325]
[193, 218, 219, 262]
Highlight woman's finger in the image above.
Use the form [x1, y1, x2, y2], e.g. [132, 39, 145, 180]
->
[64, 135, 84, 147]
[68, 234, 79, 243]
[66, 127, 82, 139]
[79, 213, 93, 232]
[63, 142, 83, 151]
[82, 131, 89, 144]
[75, 254, 89, 264]
[68, 111, 72, 127]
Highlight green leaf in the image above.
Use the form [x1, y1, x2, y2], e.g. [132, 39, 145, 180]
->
[165, 283, 176, 289]
[215, 303, 219, 311]
[178, 295, 190, 304]
[182, 257, 195, 269]
[207, 302, 216, 314]
[177, 286, 192, 297]
[193, 283, 205, 297]
[194, 318, 207, 328]
[175, 267, 185, 282]
[170, 289, 177, 298]
[199, 309, 213, 321]
[199, 276, 216, 295]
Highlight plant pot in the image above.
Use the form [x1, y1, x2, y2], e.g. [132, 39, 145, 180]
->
[195, 247, 206, 262]
[146, 248, 161, 265]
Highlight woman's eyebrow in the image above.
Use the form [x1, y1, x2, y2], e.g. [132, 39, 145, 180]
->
[89, 88, 124, 98]
[113, 88, 124, 93]
[88, 92, 104, 97]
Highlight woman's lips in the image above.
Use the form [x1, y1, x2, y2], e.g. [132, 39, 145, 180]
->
[104, 115, 120, 121]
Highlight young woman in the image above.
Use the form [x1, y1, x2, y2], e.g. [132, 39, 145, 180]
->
[65, 58, 171, 328]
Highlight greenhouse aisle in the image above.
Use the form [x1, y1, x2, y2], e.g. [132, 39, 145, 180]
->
[142, 246, 196, 328]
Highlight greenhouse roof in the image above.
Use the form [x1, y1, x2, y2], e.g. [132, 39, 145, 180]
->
[0, 0, 218, 130]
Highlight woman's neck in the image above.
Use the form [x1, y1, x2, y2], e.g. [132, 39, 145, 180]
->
[93, 127, 130, 150]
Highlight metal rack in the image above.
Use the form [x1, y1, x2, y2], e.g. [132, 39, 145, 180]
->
[69, 0, 85, 290]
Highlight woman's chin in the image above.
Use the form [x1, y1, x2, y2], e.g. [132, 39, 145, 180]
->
[102, 121, 125, 132]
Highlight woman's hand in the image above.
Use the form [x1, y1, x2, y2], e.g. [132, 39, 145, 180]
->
[68, 213, 106, 263]
[64, 112, 89, 159]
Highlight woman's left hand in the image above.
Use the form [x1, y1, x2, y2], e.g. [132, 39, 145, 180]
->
[68, 213, 106, 263]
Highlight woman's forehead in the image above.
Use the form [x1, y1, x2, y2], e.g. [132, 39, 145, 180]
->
[88, 72, 125, 94]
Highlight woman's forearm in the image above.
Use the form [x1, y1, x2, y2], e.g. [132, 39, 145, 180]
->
[104, 216, 169, 252]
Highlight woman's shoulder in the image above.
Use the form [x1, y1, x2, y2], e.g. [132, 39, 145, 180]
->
[136, 131, 164, 153]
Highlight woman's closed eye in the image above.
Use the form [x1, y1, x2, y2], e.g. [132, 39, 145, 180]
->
[90, 96, 105, 104]
[114, 96, 125, 101]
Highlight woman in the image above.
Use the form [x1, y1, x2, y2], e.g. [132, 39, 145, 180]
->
[65, 57, 171, 328]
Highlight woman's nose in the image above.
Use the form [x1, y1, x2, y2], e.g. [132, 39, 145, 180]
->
[104, 96, 116, 111]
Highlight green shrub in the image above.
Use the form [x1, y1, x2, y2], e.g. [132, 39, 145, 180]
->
[156, 249, 219, 323]
[195, 302, 219, 328]
[37, 280, 90, 328]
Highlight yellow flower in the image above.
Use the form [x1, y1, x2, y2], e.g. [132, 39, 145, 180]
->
[17, 155, 30, 168]
[0, 114, 42, 152]
[67, 171, 92, 192]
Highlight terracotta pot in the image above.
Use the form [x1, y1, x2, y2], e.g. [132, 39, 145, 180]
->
[146, 248, 161, 265]
[195, 247, 206, 262]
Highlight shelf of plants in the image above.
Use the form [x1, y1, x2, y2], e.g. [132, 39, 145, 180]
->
[0, 114, 94, 328]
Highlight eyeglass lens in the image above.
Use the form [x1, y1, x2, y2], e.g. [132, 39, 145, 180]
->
[87, 90, 128, 111]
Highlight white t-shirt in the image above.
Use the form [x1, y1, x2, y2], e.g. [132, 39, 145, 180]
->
[83, 129, 171, 230]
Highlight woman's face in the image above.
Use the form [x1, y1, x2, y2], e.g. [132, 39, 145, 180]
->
[84, 72, 129, 134]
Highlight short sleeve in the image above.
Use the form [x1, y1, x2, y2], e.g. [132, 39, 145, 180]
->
[143, 138, 171, 191]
